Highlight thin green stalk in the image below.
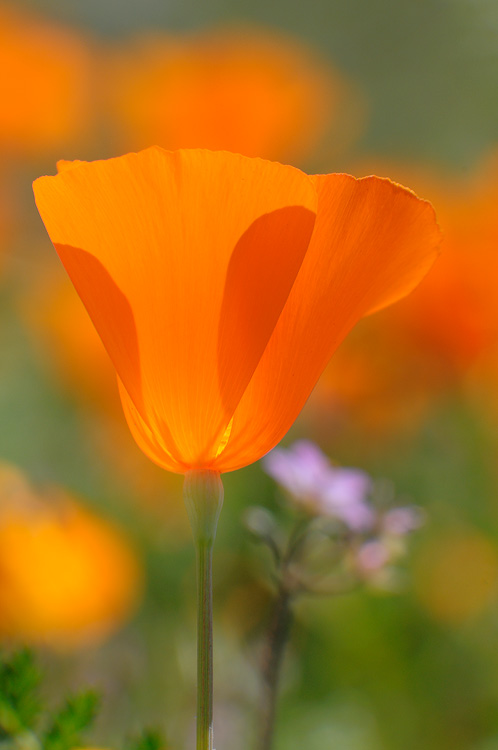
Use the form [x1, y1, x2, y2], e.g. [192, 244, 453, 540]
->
[195, 538, 214, 750]
[184, 470, 224, 750]
[257, 584, 293, 750]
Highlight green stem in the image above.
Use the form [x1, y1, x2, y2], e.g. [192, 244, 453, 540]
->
[184, 470, 224, 750]
[258, 584, 293, 750]
[195, 539, 214, 750]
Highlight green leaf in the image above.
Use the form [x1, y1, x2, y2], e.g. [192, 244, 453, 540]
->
[43, 691, 99, 750]
[0, 650, 41, 736]
[127, 729, 167, 750]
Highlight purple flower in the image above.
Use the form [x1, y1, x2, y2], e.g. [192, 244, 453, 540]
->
[262, 440, 331, 500]
[382, 506, 425, 536]
[262, 440, 373, 532]
[356, 540, 391, 573]
[320, 470, 374, 532]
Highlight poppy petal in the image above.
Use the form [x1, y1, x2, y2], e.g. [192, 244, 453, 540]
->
[33, 148, 317, 467]
[214, 174, 442, 471]
[117, 378, 185, 473]
[56, 159, 86, 173]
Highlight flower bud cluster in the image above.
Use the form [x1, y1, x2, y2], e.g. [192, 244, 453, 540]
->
[246, 440, 423, 596]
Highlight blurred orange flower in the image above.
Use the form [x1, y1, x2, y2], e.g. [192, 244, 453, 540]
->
[33, 147, 441, 474]
[305, 316, 440, 438]
[0, 3, 95, 157]
[0, 464, 142, 649]
[104, 27, 363, 164]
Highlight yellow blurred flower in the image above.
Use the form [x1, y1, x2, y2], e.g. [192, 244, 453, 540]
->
[104, 26, 363, 164]
[0, 464, 142, 649]
[0, 3, 95, 157]
[414, 530, 498, 624]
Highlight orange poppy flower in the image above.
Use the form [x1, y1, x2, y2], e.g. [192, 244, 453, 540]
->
[104, 27, 363, 164]
[33, 148, 441, 474]
[0, 464, 141, 649]
[0, 3, 95, 157]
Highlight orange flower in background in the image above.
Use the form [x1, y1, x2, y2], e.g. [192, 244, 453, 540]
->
[33, 147, 441, 474]
[105, 28, 363, 164]
[0, 464, 142, 648]
[304, 316, 442, 438]
[0, 3, 95, 157]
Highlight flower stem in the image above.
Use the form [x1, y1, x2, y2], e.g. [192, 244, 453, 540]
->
[195, 539, 214, 750]
[184, 470, 224, 750]
[258, 584, 293, 750]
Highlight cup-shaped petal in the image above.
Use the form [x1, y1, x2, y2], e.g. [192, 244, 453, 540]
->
[34, 148, 317, 470]
[214, 174, 441, 471]
[34, 150, 441, 474]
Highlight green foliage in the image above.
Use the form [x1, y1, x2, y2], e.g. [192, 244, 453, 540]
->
[42, 691, 99, 750]
[0, 650, 97, 748]
[0, 650, 41, 737]
[0, 651, 170, 750]
[127, 729, 167, 750]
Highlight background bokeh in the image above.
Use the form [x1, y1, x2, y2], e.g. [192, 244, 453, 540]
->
[1, 0, 498, 748]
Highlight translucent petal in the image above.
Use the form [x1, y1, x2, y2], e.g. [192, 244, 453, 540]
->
[34, 148, 317, 466]
[215, 174, 442, 471]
